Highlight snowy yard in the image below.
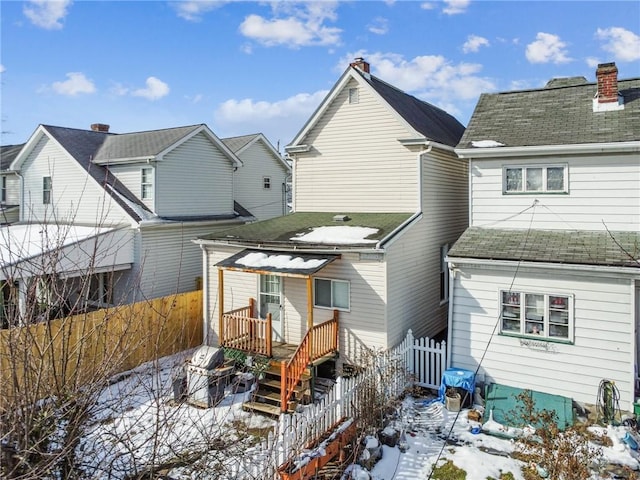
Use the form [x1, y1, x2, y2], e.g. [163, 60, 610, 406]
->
[76, 351, 640, 479]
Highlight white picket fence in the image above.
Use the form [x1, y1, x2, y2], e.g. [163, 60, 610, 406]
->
[233, 330, 446, 480]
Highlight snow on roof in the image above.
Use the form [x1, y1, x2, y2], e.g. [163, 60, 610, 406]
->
[236, 251, 327, 270]
[291, 226, 379, 244]
[0, 224, 113, 265]
[471, 140, 505, 148]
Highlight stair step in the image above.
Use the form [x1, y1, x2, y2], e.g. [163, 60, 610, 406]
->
[265, 364, 312, 379]
[253, 389, 281, 404]
[243, 401, 282, 417]
[261, 378, 307, 393]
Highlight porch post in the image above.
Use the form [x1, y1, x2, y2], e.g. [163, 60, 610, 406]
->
[306, 275, 313, 362]
[218, 268, 224, 346]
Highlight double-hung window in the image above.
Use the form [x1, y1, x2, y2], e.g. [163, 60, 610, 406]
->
[141, 167, 153, 200]
[1, 176, 6, 203]
[43, 176, 52, 204]
[314, 278, 350, 310]
[504, 165, 567, 194]
[263, 176, 271, 189]
[500, 290, 572, 341]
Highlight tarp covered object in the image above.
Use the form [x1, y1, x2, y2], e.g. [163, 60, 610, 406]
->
[484, 383, 575, 431]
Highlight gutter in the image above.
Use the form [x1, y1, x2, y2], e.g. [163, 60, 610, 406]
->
[456, 141, 640, 159]
[447, 256, 640, 278]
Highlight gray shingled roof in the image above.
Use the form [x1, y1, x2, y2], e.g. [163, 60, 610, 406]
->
[43, 125, 152, 222]
[0, 144, 25, 170]
[359, 71, 466, 147]
[93, 125, 202, 161]
[448, 227, 640, 269]
[458, 77, 640, 148]
[197, 212, 412, 249]
[222, 134, 259, 153]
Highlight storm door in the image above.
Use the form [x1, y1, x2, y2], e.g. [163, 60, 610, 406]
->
[259, 274, 283, 343]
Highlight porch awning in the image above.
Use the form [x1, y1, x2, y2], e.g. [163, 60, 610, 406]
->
[216, 249, 340, 277]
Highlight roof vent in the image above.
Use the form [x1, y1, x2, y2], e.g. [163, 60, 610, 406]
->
[333, 215, 351, 222]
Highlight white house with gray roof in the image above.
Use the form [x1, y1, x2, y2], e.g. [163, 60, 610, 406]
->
[1, 123, 287, 326]
[195, 58, 468, 413]
[447, 62, 640, 411]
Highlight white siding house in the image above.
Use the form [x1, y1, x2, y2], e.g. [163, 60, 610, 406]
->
[448, 62, 640, 411]
[3, 123, 285, 322]
[196, 58, 468, 374]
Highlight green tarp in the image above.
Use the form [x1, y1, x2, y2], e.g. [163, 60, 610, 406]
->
[484, 383, 575, 431]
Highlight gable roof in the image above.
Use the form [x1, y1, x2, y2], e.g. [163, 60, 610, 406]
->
[287, 63, 465, 149]
[457, 76, 640, 150]
[448, 227, 640, 269]
[222, 133, 290, 171]
[0, 144, 24, 171]
[196, 212, 413, 250]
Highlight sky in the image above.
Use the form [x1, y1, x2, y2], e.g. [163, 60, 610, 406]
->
[1, 0, 639, 152]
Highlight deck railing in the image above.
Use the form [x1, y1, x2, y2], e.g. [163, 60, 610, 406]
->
[280, 311, 338, 412]
[221, 300, 272, 357]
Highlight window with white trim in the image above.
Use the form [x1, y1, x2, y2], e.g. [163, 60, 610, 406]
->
[500, 291, 572, 341]
[141, 167, 153, 200]
[440, 244, 449, 302]
[263, 176, 271, 189]
[348, 87, 359, 104]
[1, 176, 6, 203]
[314, 278, 350, 310]
[504, 165, 567, 193]
[43, 176, 52, 204]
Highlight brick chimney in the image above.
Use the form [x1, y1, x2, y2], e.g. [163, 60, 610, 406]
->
[596, 62, 618, 104]
[90, 123, 110, 132]
[350, 57, 370, 73]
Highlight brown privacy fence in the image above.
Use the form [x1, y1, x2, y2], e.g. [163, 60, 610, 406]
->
[0, 290, 203, 409]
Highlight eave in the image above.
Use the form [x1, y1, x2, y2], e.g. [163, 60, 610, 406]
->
[456, 141, 640, 159]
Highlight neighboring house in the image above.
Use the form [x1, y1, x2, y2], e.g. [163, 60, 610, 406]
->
[2, 123, 288, 326]
[447, 63, 640, 410]
[223, 133, 291, 220]
[195, 58, 467, 411]
[0, 144, 23, 224]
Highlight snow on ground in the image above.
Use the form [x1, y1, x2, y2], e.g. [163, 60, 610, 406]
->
[77, 353, 640, 479]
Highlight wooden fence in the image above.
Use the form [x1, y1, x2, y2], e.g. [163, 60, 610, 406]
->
[0, 290, 203, 408]
[232, 329, 446, 479]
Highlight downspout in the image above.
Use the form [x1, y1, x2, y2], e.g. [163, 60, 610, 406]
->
[200, 244, 209, 345]
[376, 144, 431, 249]
[16, 171, 24, 222]
[446, 262, 455, 369]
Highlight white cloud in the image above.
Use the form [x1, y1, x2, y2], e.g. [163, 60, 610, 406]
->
[132, 77, 170, 101]
[525, 32, 571, 64]
[0, 65, 5, 74]
[368, 17, 389, 35]
[51, 72, 95, 96]
[239, 2, 341, 48]
[172, 1, 227, 22]
[214, 90, 328, 144]
[585, 57, 601, 69]
[442, 0, 470, 15]
[23, 0, 72, 30]
[595, 27, 640, 62]
[420, 3, 437, 10]
[462, 35, 489, 53]
[341, 51, 494, 101]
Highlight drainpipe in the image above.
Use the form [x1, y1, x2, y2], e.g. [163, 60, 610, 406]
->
[446, 262, 456, 369]
[200, 244, 209, 345]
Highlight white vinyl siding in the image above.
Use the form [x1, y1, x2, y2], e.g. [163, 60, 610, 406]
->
[233, 139, 289, 221]
[155, 132, 235, 218]
[293, 78, 419, 213]
[470, 154, 640, 230]
[449, 264, 636, 411]
[19, 135, 132, 225]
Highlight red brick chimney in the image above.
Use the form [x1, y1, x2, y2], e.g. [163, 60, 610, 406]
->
[91, 123, 110, 132]
[596, 62, 618, 104]
[350, 57, 370, 73]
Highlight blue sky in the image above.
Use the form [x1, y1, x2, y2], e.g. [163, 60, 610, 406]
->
[1, 1, 639, 151]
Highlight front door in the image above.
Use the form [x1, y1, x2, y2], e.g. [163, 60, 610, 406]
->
[259, 274, 283, 343]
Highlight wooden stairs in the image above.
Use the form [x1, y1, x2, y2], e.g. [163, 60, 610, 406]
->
[243, 361, 312, 416]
